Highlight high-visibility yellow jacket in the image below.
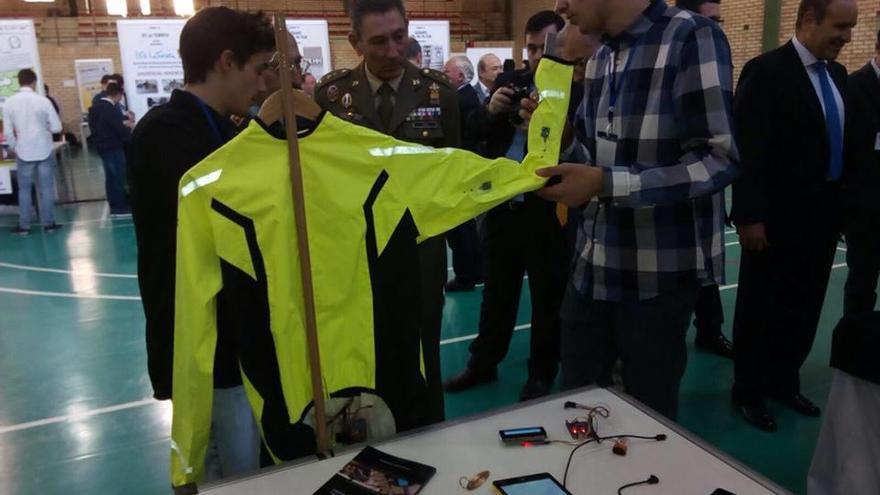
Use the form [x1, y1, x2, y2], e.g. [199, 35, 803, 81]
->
[171, 58, 572, 487]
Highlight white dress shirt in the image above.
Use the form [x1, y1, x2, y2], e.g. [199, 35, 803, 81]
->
[792, 36, 845, 127]
[2, 87, 62, 162]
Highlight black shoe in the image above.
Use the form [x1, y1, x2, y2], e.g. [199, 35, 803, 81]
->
[769, 393, 821, 417]
[445, 278, 477, 292]
[519, 377, 551, 402]
[733, 396, 778, 432]
[695, 333, 734, 359]
[43, 223, 63, 233]
[11, 227, 30, 236]
[443, 367, 497, 392]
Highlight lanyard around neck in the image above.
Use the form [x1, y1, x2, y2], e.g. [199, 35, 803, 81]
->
[195, 97, 225, 146]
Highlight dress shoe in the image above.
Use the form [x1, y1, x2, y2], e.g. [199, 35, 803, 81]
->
[733, 397, 778, 432]
[695, 333, 734, 359]
[770, 393, 821, 417]
[443, 367, 497, 392]
[445, 278, 477, 292]
[519, 377, 551, 402]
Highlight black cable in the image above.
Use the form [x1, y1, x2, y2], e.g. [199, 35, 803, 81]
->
[562, 434, 667, 487]
[617, 475, 660, 494]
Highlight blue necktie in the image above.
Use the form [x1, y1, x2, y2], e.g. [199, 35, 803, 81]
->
[814, 61, 843, 181]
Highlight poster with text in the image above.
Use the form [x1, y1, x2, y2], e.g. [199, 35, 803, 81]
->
[286, 20, 332, 80]
[0, 20, 44, 113]
[74, 59, 115, 115]
[0, 164, 13, 195]
[117, 19, 185, 122]
[465, 47, 513, 87]
[408, 21, 450, 71]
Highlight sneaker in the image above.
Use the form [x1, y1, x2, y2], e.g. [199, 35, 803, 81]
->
[43, 223, 63, 233]
[11, 227, 30, 236]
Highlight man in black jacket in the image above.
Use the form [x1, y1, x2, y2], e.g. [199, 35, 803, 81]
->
[443, 55, 484, 291]
[842, 29, 880, 316]
[730, 0, 858, 432]
[443, 10, 566, 401]
[89, 82, 133, 216]
[128, 7, 276, 481]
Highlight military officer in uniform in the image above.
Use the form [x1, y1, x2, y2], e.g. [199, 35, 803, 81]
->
[315, 0, 460, 427]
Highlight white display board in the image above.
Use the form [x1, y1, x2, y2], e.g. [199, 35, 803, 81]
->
[408, 20, 450, 71]
[286, 20, 332, 80]
[0, 20, 44, 113]
[74, 59, 115, 115]
[116, 19, 186, 121]
[465, 47, 513, 86]
[0, 164, 12, 195]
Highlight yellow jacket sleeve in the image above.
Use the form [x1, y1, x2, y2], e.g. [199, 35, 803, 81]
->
[170, 177, 224, 488]
[380, 57, 573, 240]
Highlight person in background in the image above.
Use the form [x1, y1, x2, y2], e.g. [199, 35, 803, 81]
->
[88, 82, 133, 217]
[730, 0, 857, 431]
[405, 36, 423, 67]
[43, 84, 63, 142]
[842, 29, 880, 316]
[302, 73, 317, 97]
[548, 0, 738, 420]
[248, 30, 305, 118]
[443, 55, 484, 292]
[444, 11, 567, 402]
[474, 53, 502, 104]
[2, 68, 63, 235]
[92, 74, 114, 106]
[128, 7, 276, 484]
[674, 0, 735, 359]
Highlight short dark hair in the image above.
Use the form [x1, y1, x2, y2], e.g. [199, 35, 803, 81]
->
[405, 37, 422, 60]
[179, 7, 275, 84]
[796, 0, 833, 29]
[676, 0, 720, 12]
[350, 0, 406, 34]
[105, 82, 122, 97]
[17, 69, 37, 86]
[100, 74, 113, 84]
[110, 73, 124, 87]
[525, 10, 564, 35]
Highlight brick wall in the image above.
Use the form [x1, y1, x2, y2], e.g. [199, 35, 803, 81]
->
[778, 0, 878, 71]
[721, 0, 766, 80]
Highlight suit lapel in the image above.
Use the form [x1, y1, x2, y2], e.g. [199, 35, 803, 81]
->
[352, 62, 382, 131]
[781, 41, 825, 127]
[858, 64, 880, 115]
[388, 63, 423, 134]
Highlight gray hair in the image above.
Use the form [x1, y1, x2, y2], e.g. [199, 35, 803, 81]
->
[449, 55, 475, 82]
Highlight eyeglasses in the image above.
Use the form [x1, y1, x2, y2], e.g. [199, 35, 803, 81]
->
[268, 52, 310, 75]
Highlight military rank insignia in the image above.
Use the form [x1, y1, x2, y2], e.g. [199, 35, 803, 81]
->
[327, 85, 339, 103]
[429, 83, 441, 105]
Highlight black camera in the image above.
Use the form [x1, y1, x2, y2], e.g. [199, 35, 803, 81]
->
[508, 85, 532, 126]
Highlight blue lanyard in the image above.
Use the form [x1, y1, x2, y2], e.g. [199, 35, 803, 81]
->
[195, 97, 225, 146]
[605, 40, 642, 135]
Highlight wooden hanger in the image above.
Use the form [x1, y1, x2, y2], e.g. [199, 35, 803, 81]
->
[258, 88, 321, 125]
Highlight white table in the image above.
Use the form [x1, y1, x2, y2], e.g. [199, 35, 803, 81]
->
[201, 387, 789, 495]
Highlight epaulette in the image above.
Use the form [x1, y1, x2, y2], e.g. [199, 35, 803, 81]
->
[317, 68, 351, 88]
[419, 68, 454, 89]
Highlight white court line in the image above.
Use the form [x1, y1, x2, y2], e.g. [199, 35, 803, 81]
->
[440, 323, 531, 346]
[0, 217, 125, 228]
[837, 247, 847, 252]
[0, 287, 141, 301]
[0, 399, 159, 435]
[0, 261, 137, 279]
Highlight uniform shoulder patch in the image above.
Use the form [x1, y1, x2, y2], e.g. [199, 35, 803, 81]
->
[317, 68, 351, 88]
[420, 68, 454, 89]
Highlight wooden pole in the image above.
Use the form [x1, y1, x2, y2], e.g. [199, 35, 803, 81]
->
[272, 12, 331, 457]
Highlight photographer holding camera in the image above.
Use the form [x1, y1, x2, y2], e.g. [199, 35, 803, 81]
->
[443, 10, 567, 402]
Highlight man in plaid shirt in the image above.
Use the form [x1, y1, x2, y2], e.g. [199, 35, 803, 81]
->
[537, 0, 739, 419]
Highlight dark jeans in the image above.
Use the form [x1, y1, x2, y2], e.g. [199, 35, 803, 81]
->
[446, 219, 482, 284]
[99, 148, 129, 214]
[560, 282, 698, 419]
[468, 199, 567, 383]
[693, 284, 724, 340]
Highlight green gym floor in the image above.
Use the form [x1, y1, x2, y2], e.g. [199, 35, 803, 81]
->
[0, 150, 850, 495]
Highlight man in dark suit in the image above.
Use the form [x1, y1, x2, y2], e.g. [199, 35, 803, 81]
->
[843, 29, 880, 316]
[731, 0, 858, 431]
[443, 55, 484, 291]
[443, 10, 567, 401]
[314, 0, 460, 426]
[474, 54, 502, 105]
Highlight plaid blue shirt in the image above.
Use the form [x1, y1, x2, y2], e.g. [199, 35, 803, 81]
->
[569, 0, 739, 302]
